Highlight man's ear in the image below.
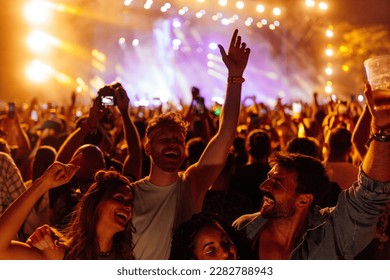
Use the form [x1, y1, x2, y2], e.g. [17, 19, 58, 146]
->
[297, 194, 313, 208]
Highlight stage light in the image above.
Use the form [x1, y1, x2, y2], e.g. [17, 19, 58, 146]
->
[305, 0, 315, 7]
[319, 2, 328, 10]
[172, 39, 181, 47]
[325, 30, 333, 37]
[218, 0, 227, 7]
[91, 49, 106, 63]
[256, 22, 263, 28]
[26, 59, 51, 83]
[325, 66, 333, 75]
[123, 0, 133, 6]
[221, 18, 230, 25]
[118, 37, 126, 45]
[172, 19, 181, 28]
[24, 0, 51, 24]
[273, 8, 281, 16]
[236, 1, 244, 10]
[27, 30, 51, 53]
[256, 4, 265, 13]
[208, 43, 218, 50]
[341, 65, 350, 72]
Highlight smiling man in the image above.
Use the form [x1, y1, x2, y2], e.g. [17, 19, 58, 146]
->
[130, 29, 250, 260]
[233, 85, 390, 260]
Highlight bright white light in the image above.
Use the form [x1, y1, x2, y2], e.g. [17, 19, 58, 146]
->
[325, 85, 333, 93]
[24, 1, 51, 24]
[221, 18, 230, 25]
[256, 4, 265, 13]
[212, 96, 224, 105]
[172, 39, 181, 47]
[325, 48, 334, 56]
[236, 1, 244, 9]
[118, 37, 126, 45]
[172, 19, 181, 27]
[274, 20, 280, 26]
[27, 30, 50, 53]
[325, 67, 333, 75]
[219, 0, 227, 6]
[208, 42, 218, 50]
[207, 61, 215, 67]
[132, 39, 139, 46]
[124, 0, 133, 6]
[261, 19, 268, 25]
[137, 99, 150, 107]
[26, 59, 51, 83]
[273, 7, 281, 16]
[196, 10, 206, 18]
[319, 2, 328, 10]
[269, 24, 276, 30]
[357, 94, 364, 102]
[305, 0, 315, 7]
[326, 30, 334, 37]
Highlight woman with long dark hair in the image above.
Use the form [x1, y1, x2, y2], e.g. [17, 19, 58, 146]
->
[0, 159, 135, 260]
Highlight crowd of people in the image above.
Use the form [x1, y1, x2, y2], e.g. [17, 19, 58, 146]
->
[0, 29, 389, 260]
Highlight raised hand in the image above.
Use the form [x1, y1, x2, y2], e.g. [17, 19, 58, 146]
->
[39, 159, 80, 190]
[112, 83, 130, 113]
[218, 29, 251, 77]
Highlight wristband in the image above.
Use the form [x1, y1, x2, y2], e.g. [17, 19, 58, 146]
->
[365, 129, 390, 148]
[227, 76, 245, 84]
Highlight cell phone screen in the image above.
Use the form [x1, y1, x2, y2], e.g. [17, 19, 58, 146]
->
[101, 95, 115, 106]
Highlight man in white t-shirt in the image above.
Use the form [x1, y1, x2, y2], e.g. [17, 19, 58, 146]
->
[131, 29, 250, 259]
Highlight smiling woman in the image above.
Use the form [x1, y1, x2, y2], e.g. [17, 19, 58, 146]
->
[170, 213, 251, 260]
[0, 164, 135, 260]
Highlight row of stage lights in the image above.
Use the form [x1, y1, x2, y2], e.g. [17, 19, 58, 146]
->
[23, 0, 338, 102]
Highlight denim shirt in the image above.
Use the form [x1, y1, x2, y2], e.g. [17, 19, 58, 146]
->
[233, 169, 390, 259]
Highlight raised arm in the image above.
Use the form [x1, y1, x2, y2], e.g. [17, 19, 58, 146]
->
[0, 160, 79, 259]
[112, 83, 142, 180]
[185, 29, 250, 210]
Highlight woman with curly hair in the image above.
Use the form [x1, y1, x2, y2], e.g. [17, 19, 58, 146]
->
[0, 158, 135, 260]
